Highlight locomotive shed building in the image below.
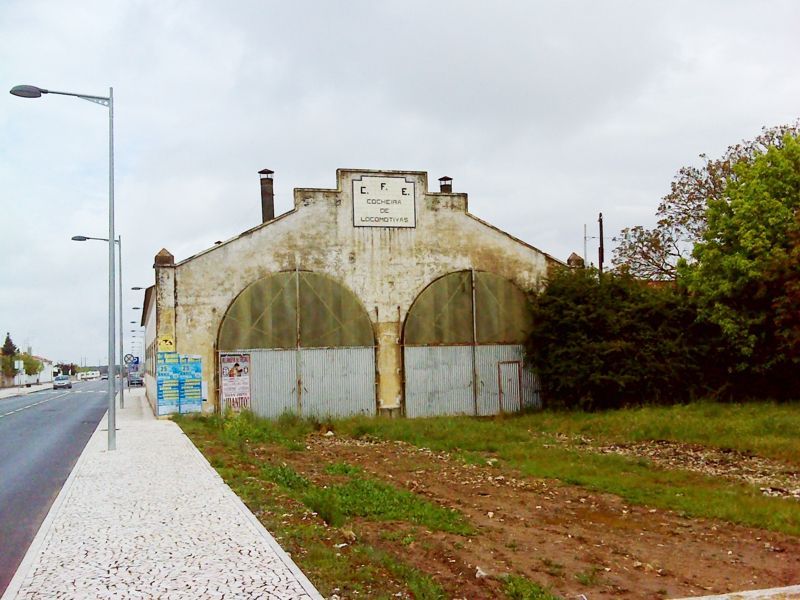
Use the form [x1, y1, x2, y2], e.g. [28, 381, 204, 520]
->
[142, 168, 563, 418]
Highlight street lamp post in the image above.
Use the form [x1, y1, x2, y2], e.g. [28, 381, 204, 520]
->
[12, 84, 117, 451]
[72, 235, 125, 409]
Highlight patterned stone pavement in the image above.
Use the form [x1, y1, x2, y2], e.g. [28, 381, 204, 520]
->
[2, 389, 322, 600]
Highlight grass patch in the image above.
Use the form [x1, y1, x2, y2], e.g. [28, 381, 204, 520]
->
[330, 477, 472, 534]
[333, 403, 800, 535]
[180, 414, 474, 534]
[261, 463, 310, 491]
[324, 461, 363, 476]
[503, 574, 561, 599]
[354, 545, 447, 600]
[262, 460, 473, 533]
[176, 416, 453, 598]
[529, 401, 800, 464]
[176, 410, 316, 451]
[337, 401, 800, 464]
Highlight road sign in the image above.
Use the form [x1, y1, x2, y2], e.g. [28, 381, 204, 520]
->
[131, 357, 140, 365]
[124, 353, 134, 364]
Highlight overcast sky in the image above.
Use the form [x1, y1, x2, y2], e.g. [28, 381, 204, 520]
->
[1, 0, 798, 365]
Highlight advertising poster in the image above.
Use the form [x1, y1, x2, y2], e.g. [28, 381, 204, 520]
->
[156, 351, 181, 415]
[178, 355, 203, 414]
[220, 353, 251, 411]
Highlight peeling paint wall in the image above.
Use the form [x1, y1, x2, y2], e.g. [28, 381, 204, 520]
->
[153, 169, 560, 414]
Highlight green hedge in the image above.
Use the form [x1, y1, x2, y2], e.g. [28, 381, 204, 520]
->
[525, 268, 728, 410]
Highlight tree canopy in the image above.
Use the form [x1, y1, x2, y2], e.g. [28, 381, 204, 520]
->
[613, 122, 800, 280]
[681, 133, 800, 388]
[20, 353, 43, 376]
[2, 332, 18, 357]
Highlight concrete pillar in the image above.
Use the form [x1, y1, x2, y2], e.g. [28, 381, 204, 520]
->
[375, 321, 402, 416]
[154, 249, 177, 354]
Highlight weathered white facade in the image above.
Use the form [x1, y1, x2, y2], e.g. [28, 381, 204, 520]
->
[143, 169, 562, 417]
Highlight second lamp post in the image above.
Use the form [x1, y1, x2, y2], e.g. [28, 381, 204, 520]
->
[72, 235, 125, 409]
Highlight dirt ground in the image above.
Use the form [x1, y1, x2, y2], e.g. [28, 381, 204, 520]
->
[272, 434, 800, 600]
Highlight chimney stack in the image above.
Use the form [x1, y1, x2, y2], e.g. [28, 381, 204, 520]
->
[259, 168, 275, 222]
[438, 176, 453, 193]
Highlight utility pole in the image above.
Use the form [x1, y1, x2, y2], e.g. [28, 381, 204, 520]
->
[583, 224, 588, 266]
[598, 212, 605, 276]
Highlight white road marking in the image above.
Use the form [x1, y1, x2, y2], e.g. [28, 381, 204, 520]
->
[0, 392, 72, 419]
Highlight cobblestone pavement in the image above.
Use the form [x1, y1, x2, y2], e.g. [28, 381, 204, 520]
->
[2, 389, 322, 600]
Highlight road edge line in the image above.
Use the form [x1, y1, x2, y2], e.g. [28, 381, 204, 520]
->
[0, 410, 107, 600]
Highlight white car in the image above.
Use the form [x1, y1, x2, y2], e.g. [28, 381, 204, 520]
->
[53, 375, 73, 389]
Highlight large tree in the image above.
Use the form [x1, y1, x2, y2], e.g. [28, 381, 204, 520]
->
[681, 133, 800, 392]
[1, 333, 19, 379]
[613, 122, 800, 280]
[2, 332, 17, 357]
[20, 353, 43, 377]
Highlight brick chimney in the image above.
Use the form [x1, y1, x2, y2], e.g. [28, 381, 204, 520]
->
[259, 168, 274, 222]
[438, 176, 452, 193]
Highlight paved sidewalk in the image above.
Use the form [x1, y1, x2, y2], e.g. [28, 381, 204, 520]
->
[0, 383, 52, 400]
[2, 389, 322, 600]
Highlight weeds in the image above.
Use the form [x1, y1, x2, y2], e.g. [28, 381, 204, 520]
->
[261, 463, 310, 491]
[503, 574, 561, 600]
[324, 462, 363, 476]
[353, 545, 447, 600]
[302, 487, 345, 527]
[540, 558, 564, 578]
[574, 566, 602, 586]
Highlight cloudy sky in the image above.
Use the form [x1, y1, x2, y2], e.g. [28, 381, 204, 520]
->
[1, 0, 798, 365]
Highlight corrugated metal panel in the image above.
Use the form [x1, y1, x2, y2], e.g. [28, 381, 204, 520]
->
[475, 345, 540, 415]
[404, 346, 474, 418]
[300, 347, 376, 419]
[499, 362, 522, 413]
[247, 349, 297, 418]
[521, 362, 542, 410]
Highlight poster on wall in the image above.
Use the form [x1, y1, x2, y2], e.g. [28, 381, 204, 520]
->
[220, 353, 251, 412]
[179, 355, 203, 414]
[156, 351, 181, 416]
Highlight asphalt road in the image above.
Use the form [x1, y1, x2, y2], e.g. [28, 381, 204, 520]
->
[0, 380, 109, 595]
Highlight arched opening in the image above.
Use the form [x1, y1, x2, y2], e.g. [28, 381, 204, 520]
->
[402, 270, 540, 417]
[218, 271, 375, 418]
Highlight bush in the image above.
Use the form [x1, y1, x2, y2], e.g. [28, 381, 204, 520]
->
[526, 267, 728, 410]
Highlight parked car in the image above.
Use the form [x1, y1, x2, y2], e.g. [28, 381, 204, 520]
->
[128, 373, 144, 387]
[53, 375, 72, 389]
[101, 373, 109, 380]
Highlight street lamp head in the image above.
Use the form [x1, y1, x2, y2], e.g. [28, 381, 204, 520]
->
[71, 235, 89, 241]
[10, 85, 48, 98]
[131, 286, 144, 290]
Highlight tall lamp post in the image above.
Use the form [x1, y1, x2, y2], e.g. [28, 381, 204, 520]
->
[11, 84, 116, 450]
[72, 235, 125, 409]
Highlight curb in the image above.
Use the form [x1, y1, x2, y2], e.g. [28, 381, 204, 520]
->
[177, 423, 324, 599]
[676, 586, 800, 599]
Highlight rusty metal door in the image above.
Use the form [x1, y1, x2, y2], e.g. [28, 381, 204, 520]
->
[498, 361, 522, 413]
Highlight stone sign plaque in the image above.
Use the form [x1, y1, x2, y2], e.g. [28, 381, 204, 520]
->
[352, 176, 416, 228]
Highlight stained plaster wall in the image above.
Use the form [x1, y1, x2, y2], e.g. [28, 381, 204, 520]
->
[155, 169, 560, 414]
